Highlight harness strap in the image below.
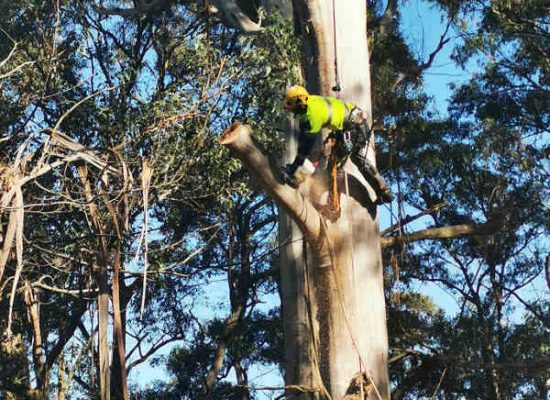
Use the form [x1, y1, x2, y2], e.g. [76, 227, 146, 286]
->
[344, 103, 357, 126]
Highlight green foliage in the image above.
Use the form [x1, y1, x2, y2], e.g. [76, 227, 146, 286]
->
[0, 2, 297, 399]
[367, 0, 548, 398]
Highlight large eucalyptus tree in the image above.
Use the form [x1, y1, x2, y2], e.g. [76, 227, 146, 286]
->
[3, 1, 547, 400]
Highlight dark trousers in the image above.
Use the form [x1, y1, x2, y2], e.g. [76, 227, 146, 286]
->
[346, 109, 391, 195]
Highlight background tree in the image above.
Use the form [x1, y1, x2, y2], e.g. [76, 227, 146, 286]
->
[370, 0, 549, 398]
[0, 1, 293, 399]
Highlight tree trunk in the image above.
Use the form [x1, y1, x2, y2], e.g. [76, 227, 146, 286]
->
[97, 266, 111, 400]
[111, 247, 129, 400]
[218, 1, 390, 398]
[283, 0, 389, 398]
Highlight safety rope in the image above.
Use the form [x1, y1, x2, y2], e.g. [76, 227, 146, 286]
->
[331, 0, 341, 95]
[329, 151, 341, 217]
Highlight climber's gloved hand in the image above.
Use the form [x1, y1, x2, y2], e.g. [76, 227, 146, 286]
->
[282, 159, 316, 188]
[282, 164, 299, 188]
[285, 163, 297, 176]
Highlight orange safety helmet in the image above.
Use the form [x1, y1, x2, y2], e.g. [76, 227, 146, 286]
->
[283, 85, 309, 112]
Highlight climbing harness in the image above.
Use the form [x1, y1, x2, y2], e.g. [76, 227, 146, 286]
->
[327, 142, 341, 220]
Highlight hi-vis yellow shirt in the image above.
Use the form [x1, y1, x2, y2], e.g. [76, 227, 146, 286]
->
[299, 95, 355, 134]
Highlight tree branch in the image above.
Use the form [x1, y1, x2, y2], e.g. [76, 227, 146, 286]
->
[377, 0, 398, 37]
[0, 41, 34, 80]
[100, 0, 173, 17]
[126, 334, 184, 372]
[101, 0, 263, 33]
[381, 201, 446, 236]
[220, 123, 328, 259]
[31, 281, 98, 297]
[390, 11, 455, 91]
[391, 349, 550, 372]
[546, 253, 549, 290]
[210, 0, 263, 33]
[381, 222, 500, 248]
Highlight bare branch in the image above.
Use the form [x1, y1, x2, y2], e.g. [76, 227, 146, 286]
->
[126, 335, 184, 372]
[377, 0, 398, 37]
[220, 123, 327, 256]
[203, 304, 246, 395]
[390, 11, 456, 91]
[381, 222, 501, 248]
[1, 140, 118, 213]
[210, 0, 263, 33]
[100, 0, 173, 17]
[381, 202, 446, 236]
[503, 286, 550, 328]
[6, 186, 25, 336]
[390, 349, 550, 372]
[238, 383, 321, 394]
[448, 355, 550, 372]
[417, 16, 454, 71]
[546, 253, 549, 291]
[139, 159, 152, 317]
[0, 41, 34, 80]
[0, 61, 34, 80]
[101, 0, 263, 33]
[52, 87, 114, 133]
[31, 282, 98, 297]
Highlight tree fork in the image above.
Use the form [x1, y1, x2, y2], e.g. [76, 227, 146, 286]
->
[220, 122, 329, 261]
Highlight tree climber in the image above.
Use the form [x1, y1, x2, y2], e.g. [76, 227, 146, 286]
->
[282, 85, 394, 204]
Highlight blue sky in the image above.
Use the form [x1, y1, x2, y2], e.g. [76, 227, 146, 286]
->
[399, 0, 480, 114]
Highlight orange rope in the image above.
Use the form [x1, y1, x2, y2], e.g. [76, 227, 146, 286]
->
[329, 151, 340, 216]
